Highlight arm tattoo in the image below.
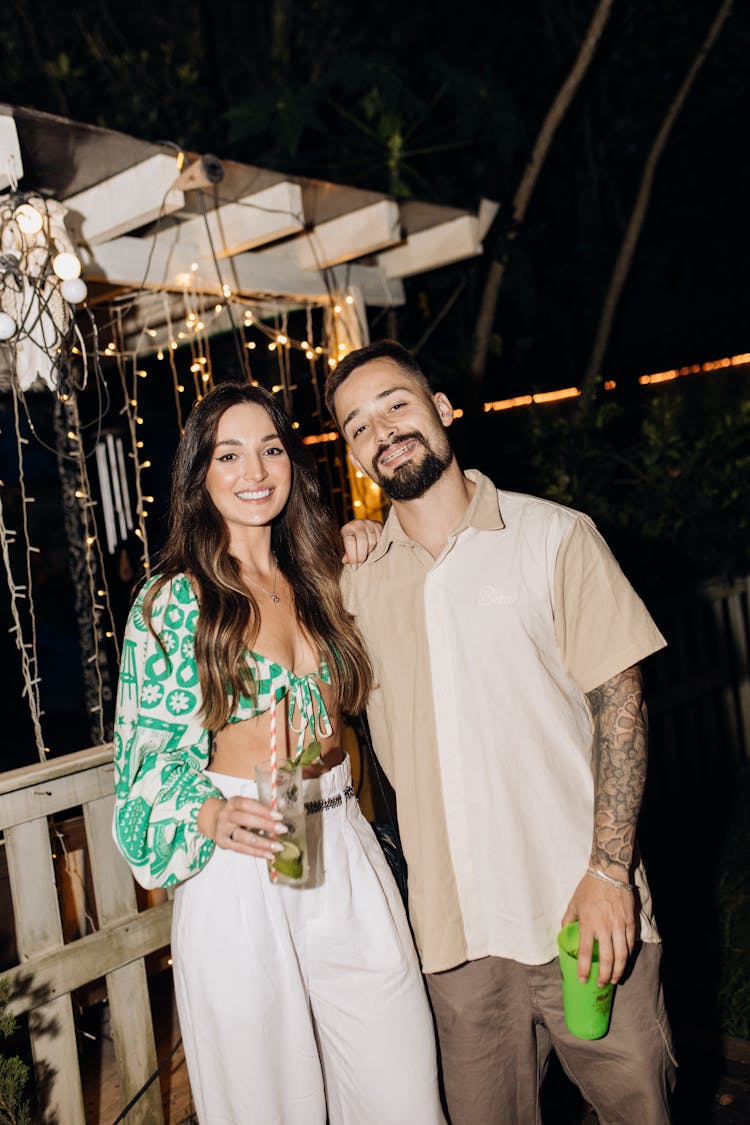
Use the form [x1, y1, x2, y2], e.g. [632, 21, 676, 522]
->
[586, 665, 648, 873]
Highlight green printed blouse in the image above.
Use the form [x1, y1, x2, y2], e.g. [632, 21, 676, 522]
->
[112, 574, 332, 889]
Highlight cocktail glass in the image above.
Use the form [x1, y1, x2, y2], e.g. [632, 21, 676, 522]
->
[254, 758, 309, 886]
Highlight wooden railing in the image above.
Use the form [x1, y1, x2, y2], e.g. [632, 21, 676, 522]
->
[0, 745, 171, 1125]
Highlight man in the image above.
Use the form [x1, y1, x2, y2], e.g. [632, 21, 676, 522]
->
[325, 340, 676, 1125]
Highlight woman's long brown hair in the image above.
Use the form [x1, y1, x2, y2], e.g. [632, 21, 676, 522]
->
[141, 381, 372, 730]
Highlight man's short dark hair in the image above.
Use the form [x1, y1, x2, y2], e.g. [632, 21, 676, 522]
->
[324, 339, 434, 427]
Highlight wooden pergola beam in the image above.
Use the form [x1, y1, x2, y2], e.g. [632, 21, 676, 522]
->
[151, 180, 305, 260]
[377, 214, 482, 279]
[0, 114, 23, 190]
[84, 235, 405, 310]
[296, 200, 401, 270]
[62, 154, 186, 244]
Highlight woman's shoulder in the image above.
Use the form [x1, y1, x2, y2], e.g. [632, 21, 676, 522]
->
[131, 572, 199, 626]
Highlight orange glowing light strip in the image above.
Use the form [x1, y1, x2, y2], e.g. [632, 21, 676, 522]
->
[484, 394, 533, 412]
[302, 432, 338, 445]
[480, 352, 748, 414]
[532, 387, 581, 404]
[484, 389, 580, 412]
[638, 352, 750, 385]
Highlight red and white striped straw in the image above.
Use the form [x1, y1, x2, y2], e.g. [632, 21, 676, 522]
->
[269, 693, 278, 882]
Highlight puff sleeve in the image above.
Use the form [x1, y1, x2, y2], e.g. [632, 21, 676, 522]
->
[112, 574, 223, 888]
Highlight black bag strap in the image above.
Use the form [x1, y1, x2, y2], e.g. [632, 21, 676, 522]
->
[353, 712, 401, 841]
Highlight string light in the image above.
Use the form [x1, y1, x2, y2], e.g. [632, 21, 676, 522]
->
[52, 252, 82, 281]
[481, 352, 750, 414]
[302, 432, 338, 445]
[14, 202, 43, 235]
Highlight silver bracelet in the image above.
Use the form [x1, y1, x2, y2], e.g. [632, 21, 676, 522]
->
[586, 865, 636, 893]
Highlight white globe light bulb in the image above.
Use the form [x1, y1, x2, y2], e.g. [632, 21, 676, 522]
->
[61, 277, 88, 304]
[0, 312, 16, 340]
[14, 203, 43, 235]
[53, 252, 82, 281]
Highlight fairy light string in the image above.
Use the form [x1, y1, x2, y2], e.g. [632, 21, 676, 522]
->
[9, 382, 43, 728]
[0, 483, 46, 759]
[74, 416, 121, 666]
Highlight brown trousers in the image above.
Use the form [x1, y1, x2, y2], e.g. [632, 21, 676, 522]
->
[425, 942, 676, 1125]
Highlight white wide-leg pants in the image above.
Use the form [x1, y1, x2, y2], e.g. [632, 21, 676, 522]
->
[171, 758, 445, 1125]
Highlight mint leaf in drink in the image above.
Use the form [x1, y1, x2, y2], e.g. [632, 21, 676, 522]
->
[299, 740, 323, 766]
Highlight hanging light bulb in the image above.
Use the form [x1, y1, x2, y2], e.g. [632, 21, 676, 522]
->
[14, 203, 43, 235]
[0, 312, 16, 340]
[61, 278, 88, 304]
[52, 252, 82, 280]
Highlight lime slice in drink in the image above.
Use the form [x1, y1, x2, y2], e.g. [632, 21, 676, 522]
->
[273, 839, 304, 879]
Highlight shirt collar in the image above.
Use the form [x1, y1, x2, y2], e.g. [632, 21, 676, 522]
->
[367, 468, 504, 564]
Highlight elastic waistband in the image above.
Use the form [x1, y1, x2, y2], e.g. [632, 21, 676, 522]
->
[206, 756, 355, 814]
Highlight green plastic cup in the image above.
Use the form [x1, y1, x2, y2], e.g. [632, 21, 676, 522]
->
[557, 922, 614, 1040]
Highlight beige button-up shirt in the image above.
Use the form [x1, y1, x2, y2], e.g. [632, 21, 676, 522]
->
[342, 470, 666, 973]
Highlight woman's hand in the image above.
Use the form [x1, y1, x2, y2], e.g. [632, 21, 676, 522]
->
[340, 518, 383, 565]
[198, 796, 287, 860]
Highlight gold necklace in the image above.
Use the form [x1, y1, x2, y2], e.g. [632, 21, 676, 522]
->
[241, 556, 280, 603]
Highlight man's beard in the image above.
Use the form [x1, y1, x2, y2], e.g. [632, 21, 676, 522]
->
[371, 432, 453, 501]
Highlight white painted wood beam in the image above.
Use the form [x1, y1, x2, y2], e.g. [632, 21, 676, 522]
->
[297, 200, 401, 270]
[254, 200, 401, 274]
[84, 237, 405, 334]
[82, 234, 199, 290]
[62, 154, 185, 245]
[229, 250, 404, 306]
[0, 115, 23, 189]
[377, 214, 482, 279]
[151, 180, 304, 260]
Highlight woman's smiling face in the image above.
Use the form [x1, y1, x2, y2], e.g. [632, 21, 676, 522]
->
[205, 402, 292, 535]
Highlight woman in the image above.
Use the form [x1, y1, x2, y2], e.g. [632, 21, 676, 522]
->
[112, 380, 444, 1125]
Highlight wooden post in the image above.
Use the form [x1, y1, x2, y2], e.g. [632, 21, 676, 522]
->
[84, 793, 164, 1124]
[5, 817, 86, 1124]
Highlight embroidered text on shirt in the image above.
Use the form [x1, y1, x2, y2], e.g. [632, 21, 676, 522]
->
[478, 586, 517, 606]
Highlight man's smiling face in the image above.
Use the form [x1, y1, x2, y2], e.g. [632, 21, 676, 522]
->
[334, 359, 455, 501]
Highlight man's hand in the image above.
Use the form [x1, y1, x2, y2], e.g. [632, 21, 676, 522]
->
[340, 518, 383, 565]
[561, 870, 637, 986]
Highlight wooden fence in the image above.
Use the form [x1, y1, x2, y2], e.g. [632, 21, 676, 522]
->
[0, 745, 171, 1124]
[0, 577, 747, 1122]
